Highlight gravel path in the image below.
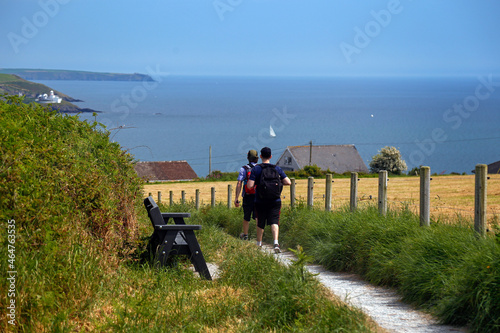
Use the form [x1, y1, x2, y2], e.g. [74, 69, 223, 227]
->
[261, 245, 468, 333]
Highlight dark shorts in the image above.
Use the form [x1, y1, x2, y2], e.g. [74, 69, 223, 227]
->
[255, 201, 281, 229]
[242, 194, 256, 221]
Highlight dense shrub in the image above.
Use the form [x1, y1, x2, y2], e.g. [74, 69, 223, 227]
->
[0, 95, 143, 329]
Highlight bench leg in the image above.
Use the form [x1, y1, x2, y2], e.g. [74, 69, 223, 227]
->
[182, 230, 212, 280]
[155, 231, 177, 267]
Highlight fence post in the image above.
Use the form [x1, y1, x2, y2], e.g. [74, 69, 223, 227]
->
[420, 166, 431, 227]
[169, 190, 173, 206]
[157, 191, 162, 204]
[227, 184, 232, 209]
[290, 178, 296, 208]
[350, 172, 358, 212]
[325, 174, 332, 211]
[378, 171, 387, 216]
[148, 192, 152, 197]
[181, 190, 185, 205]
[474, 164, 487, 237]
[307, 177, 314, 208]
[211, 187, 216, 208]
[195, 189, 200, 210]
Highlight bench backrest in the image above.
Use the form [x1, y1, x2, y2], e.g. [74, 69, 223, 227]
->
[144, 196, 165, 227]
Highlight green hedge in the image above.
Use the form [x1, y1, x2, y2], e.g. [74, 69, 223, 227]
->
[0, 95, 143, 329]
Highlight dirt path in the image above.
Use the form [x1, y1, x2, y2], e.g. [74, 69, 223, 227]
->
[262, 245, 468, 333]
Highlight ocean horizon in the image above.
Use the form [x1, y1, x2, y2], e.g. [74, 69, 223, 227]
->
[35, 75, 500, 177]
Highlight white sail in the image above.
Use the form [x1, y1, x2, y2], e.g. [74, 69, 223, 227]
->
[270, 125, 276, 137]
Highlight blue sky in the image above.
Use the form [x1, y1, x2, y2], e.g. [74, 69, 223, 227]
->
[2, 0, 500, 76]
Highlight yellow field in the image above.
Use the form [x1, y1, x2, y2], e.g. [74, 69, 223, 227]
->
[143, 174, 500, 223]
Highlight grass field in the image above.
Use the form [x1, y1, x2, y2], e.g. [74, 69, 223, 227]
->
[144, 174, 500, 224]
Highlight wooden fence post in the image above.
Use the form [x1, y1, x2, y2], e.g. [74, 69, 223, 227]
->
[227, 184, 232, 209]
[181, 190, 185, 205]
[325, 174, 332, 211]
[474, 164, 487, 237]
[290, 178, 296, 208]
[307, 177, 314, 208]
[350, 172, 358, 212]
[211, 187, 216, 208]
[195, 189, 200, 210]
[378, 171, 387, 216]
[157, 191, 162, 204]
[169, 190, 173, 206]
[420, 166, 431, 227]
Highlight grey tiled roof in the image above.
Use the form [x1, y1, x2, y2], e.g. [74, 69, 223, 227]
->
[280, 145, 368, 173]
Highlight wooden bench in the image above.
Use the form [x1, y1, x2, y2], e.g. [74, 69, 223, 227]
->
[144, 196, 211, 280]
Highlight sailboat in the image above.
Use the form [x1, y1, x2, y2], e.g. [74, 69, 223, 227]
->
[270, 125, 276, 138]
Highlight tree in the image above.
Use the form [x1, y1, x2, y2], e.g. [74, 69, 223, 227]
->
[369, 146, 407, 175]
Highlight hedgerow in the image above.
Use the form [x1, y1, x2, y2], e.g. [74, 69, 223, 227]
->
[0, 95, 142, 329]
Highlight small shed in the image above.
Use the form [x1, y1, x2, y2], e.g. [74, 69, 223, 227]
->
[134, 161, 198, 182]
[276, 145, 369, 174]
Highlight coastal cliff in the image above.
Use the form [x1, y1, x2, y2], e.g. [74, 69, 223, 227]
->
[0, 73, 98, 113]
[0, 68, 154, 81]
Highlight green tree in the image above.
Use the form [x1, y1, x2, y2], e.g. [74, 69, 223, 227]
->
[369, 146, 407, 175]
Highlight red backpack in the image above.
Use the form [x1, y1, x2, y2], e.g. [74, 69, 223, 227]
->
[242, 164, 256, 195]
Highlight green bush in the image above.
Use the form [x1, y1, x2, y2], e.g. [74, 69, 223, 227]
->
[0, 95, 143, 329]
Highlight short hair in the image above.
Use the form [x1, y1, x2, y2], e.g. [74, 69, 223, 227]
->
[260, 147, 272, 159]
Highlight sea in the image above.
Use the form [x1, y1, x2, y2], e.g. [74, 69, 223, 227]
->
[35, 75, 500, 177]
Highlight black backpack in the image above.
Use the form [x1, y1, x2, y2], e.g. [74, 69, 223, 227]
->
[258, 164, 283, 201]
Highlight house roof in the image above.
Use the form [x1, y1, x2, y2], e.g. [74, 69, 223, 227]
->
[280, 144, 369, 173]
[134, 161, 198, 181]
[488, 160, 500, 174]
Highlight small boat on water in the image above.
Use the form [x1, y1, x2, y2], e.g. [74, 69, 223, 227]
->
[270, 125, 276, 138]
[36, 90, 62, 103]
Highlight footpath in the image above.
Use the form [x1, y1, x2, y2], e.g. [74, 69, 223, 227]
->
[261, 245, 468, 333]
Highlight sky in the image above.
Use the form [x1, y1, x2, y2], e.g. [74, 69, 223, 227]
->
[1, 0, 500, 77]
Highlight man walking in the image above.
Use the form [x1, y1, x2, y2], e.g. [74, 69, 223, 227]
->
[246, 147, 291, 253]
[234, 149, 259, 240]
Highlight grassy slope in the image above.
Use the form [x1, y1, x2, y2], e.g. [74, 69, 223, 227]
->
[0, 73, 72, 99]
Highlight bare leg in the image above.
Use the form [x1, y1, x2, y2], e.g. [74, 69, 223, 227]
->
[271, 224, 279, 243]
[242, 219, 249, 235]
[256, 226, 264, 243]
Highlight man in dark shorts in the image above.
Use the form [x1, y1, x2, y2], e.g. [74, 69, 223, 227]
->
[246, 147, 291, 253]
[234, 149, 259, 240]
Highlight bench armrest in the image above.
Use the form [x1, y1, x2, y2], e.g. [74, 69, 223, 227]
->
[161, 213, 191, 218]
[154, 224, 202, 231]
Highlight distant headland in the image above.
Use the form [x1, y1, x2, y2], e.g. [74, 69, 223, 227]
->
[0, 73, 98, 113]
[0, 68, 155, 82]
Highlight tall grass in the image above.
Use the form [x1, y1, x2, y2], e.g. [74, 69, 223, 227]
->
[275, 205, 500, 332]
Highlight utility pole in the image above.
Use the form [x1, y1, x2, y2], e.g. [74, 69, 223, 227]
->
[309, 140, 312, 166]
[209, 145, 212, 176]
